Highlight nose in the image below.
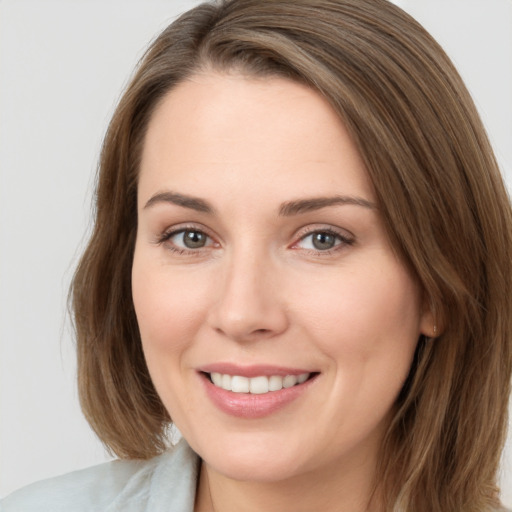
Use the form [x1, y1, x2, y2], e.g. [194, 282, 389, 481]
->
[207, 250, 289, 342]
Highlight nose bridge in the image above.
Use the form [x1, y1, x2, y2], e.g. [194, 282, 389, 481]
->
[209, 243, 288, 340]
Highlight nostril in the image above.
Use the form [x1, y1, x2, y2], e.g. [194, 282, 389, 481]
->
[208, 300, 289, 341]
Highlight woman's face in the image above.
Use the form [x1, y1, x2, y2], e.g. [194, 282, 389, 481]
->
[132, 72, 432, 483]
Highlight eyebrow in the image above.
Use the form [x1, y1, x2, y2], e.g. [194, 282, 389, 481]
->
[143, 190, 375, 216]
[278, 195, 376, 216]
[144, 191, 215, 214]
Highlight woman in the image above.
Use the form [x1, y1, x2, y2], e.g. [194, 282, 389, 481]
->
[2, 0, 511, 511]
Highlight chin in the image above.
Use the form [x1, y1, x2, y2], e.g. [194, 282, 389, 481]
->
[209, 454, 305, 483]
[193, 432, 310, 482]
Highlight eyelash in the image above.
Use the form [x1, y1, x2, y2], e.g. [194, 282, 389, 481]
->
[156, 224, 216, 256]
[292, 227, 355, 255]
[156, 225, 354, 256]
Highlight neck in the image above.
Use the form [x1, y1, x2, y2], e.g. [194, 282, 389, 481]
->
[194, 448, 383, 512]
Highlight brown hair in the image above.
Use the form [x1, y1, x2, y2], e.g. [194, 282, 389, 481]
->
[71, 1, 512, 510]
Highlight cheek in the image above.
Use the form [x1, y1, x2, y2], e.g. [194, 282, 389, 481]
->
[294, 258, 422, 442]
[131, 251, 216, 421]
[131, 253, 210, 358]
[296, 256, 421, 369]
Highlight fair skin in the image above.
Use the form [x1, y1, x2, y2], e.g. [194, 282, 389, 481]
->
[132, 71, 433, 512]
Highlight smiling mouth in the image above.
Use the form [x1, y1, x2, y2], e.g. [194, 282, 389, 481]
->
[205, 372, 317, 394]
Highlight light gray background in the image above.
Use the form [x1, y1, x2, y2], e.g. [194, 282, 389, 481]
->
[1, 0, 511, 504]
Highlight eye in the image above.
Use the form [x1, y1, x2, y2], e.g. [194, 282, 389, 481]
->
[295, 229, 353, 252]
[163, 228, 214, 251]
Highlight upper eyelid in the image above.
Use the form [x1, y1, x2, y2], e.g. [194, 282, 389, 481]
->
[161, 223, 215, 239]
[293, 224, 354, 240]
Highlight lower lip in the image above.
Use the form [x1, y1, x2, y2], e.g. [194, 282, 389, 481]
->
[200, 373, 317, 419]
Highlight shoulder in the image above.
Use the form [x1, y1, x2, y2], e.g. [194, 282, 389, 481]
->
[0, 439, 200, 512]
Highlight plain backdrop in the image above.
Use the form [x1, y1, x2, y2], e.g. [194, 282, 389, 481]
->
[1, 0, 511, 504]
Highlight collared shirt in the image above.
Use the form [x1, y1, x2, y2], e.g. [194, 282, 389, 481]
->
[1, 439, 200, 512]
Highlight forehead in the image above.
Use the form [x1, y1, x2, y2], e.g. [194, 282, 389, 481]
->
[138, 72, 373, 207]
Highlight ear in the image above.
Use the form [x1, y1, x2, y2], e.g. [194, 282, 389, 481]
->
[419, 298, 438, 338]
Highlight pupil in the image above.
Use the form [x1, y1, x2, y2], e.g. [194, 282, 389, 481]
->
[312, 232, 335, 250]
[184, 230, 206, 248]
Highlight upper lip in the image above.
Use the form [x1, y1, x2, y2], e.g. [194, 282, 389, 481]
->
[198, 363, 316, 378]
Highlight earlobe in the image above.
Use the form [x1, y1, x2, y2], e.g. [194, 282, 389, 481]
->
[419, 300, 439, 339]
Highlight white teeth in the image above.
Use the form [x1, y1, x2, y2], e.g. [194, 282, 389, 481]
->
[231, 376, 249, 393]
[297, 373, 309, 384]
[268, 375, 283, 391]
[211, 372, 222, 387]
[249, 376, 269, 394]
[283, 375, 298, 388]
[209, 372, 311, 394]
[221, 373, 232, 391]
